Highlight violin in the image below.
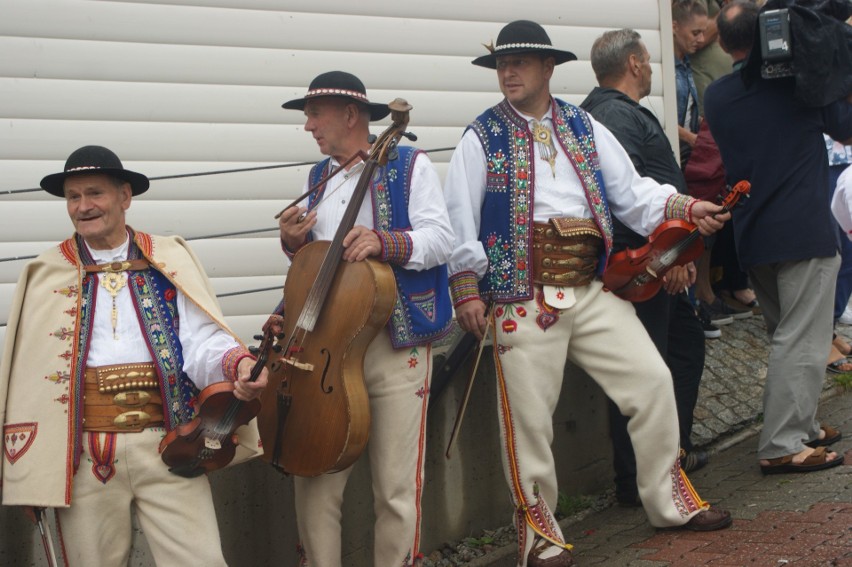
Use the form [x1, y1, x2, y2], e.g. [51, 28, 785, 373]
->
[603, 180, 750, 302]
[257, 99, 415, 477]
[158, 329, 274, 478]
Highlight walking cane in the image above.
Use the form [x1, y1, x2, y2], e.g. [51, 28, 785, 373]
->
[33, 507, 59, 567]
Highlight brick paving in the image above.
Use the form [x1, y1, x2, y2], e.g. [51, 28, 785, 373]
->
[475, 315, 852, 566]
[559, 390, 851, 566]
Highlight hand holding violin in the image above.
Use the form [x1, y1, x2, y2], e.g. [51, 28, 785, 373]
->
[233, 357, 268, 401]
[603, 181, 749, 302]
[689, 200, 730, 236]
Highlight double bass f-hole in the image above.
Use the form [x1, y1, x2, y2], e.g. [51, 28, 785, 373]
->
[319, 348, 333, 394]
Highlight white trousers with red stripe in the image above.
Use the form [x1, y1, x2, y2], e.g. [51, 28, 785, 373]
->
[56, 428, 226, 567]
[294, 328, 431, 567]
[491, 282, 706, 566]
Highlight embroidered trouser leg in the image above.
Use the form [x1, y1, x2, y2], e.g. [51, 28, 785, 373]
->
[493, 282, 706, 566]
[748, 255, 839, 459]
[56, 428, 226, 567]
[294, 329, 431, 567]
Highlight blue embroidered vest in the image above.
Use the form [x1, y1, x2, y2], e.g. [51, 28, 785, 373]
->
[74, 232, 199, 441]
[468, 98, 615, 302]
[307, 147, 452, 348]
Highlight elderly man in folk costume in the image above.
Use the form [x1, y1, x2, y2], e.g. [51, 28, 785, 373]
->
[276, 71, 454, 567]
[0, 145, 267, 566]
[443, 20, 733, 567]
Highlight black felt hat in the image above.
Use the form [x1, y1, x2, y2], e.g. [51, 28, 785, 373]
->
[282, 71, 391, 121]
[472, 20, 577, 69]
[40, 145, 150, 197]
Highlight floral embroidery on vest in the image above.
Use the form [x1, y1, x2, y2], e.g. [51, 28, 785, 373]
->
[470, 99, 614, 304]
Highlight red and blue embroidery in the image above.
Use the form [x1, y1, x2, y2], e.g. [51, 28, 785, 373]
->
[3, 423, 38, 464]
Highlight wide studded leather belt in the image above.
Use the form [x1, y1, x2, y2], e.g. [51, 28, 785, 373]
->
[531, 218, 603, 286]
[83, 363, 164, 432]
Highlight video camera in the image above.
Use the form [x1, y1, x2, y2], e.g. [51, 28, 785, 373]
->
[758, 8, 794, 78]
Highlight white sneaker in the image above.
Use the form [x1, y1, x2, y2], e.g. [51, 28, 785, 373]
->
[840, 306, 852, 325]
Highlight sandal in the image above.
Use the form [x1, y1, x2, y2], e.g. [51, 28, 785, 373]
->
[805, 425, 842, 448]
[826, 358, 852, 374]
[760, 446, 845, 475]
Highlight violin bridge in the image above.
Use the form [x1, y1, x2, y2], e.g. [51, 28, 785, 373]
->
[645, 266, 658, 279]
[283, 358, 315, 372]
[204, 437, 222, 450]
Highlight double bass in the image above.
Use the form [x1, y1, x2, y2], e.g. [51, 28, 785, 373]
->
[603, 180, 750, 302]
[258, 100, 415, 477]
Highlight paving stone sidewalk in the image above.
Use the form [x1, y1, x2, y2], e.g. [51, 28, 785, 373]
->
[561, 390, 851, 566]
[466, 315, 852, 566]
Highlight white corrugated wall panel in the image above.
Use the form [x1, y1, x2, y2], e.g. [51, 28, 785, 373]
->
[0, 0, 676, 343]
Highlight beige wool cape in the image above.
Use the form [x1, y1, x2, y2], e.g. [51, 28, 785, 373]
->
[0, 231, 262, 507]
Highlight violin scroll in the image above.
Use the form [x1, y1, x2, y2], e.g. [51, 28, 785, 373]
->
[719, 180, 750, 212]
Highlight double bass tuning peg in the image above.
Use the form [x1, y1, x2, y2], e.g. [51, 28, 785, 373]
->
[248, 346, 260, 355]
[402, 131, 417, 141]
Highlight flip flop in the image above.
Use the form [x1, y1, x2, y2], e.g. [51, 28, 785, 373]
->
[760, 446, 845, 475]
[805, 425, 842, 448]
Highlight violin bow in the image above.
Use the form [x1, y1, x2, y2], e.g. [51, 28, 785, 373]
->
[34, 507, 59, 567]
[445, 305, 493, 459]
[273, 150, 366, 220]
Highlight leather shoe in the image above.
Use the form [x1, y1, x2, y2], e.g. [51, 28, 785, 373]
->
[680, 506, 732, 531]
[680, 449, 710, 473]
[528, 544, 575, 567]
[615, 492, 642, 508]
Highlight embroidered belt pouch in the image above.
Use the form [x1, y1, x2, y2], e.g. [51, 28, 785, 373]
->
[83, 363, 164, 432]
[532, 218, 602, 287]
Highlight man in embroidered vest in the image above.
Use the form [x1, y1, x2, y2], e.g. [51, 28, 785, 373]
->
[443, 20, 732, 567]
[0, 145, 267, 566]
[277, 71, 454, 566]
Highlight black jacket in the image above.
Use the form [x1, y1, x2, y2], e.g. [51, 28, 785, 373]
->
[581, 87, 687, 251]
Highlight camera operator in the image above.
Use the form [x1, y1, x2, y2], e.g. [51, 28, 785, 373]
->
[704, 0, 852, 474]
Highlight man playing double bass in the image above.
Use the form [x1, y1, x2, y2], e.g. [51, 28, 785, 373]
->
[277, 71, 454, 567]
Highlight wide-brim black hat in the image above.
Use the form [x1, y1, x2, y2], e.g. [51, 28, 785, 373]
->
[282, 71, 391, 121]
[472, 20, 577, 69]
[40, 145, 150, 198]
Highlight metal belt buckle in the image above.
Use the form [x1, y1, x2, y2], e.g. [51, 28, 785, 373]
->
[114, 410, 151, 429]
[113, 391, 151, 408]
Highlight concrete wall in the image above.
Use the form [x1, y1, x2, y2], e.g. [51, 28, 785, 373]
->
[0, 352, 610, 567]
